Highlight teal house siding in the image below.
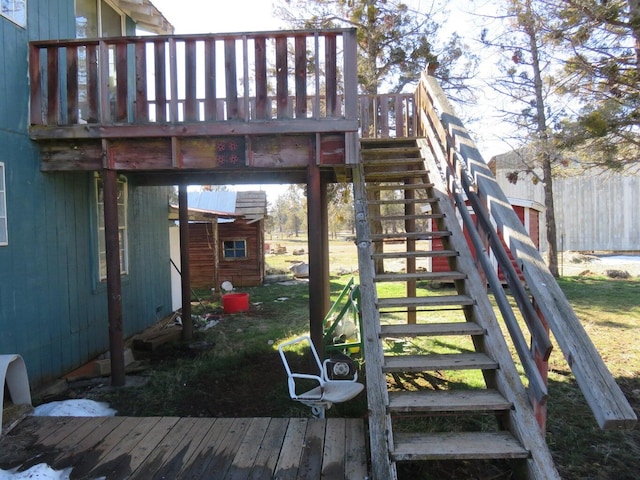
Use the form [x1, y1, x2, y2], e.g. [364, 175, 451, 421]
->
[0, 1, 174, 387]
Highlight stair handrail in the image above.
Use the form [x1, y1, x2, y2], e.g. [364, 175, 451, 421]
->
[415, 67, 636, 429]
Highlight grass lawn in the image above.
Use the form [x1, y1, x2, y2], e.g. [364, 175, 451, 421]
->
[59, 239, 639, 479]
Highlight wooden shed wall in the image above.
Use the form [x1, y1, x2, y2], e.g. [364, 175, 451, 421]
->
[218, 219, 265, 287]
[495, 164, 640, 252]
[0, 1, 174, 387]
[188, 222, 217, 289]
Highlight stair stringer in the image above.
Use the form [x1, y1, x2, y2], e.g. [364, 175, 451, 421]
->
[352, 161, 398, 480]
[418, 139, 560, 480]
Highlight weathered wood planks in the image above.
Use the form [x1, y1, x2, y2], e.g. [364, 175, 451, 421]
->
[0, 416, 367, 480]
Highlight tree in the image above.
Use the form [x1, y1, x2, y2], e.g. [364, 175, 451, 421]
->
[274, 0, 477, 98]
[551, 0, 640, 169]
[479, 0, 565, 277]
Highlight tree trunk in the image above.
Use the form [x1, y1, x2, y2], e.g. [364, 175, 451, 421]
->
[542, 155, 559, 277]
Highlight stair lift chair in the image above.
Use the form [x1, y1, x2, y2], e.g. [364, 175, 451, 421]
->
[278, 336, 364, 418]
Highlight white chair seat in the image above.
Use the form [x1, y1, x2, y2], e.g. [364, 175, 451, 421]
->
[279, 336, 363, 418]
[1, 354, 32, 436]
[298, 381, 364, 404]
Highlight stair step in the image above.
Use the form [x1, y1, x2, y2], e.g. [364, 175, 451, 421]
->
[388, 389, 512, 413]
[361, 137, 416, 146]
[374, 272, 466, 283]
[361, 147, 420, 158]
[371, 249, 457, 260]
[377, 294, 474, 309]
[383, 353, 498, 372]
[380, 322, 485, 338]
[392, 431, 529, 461]
[367, 197, 439, 206]
[363, 157, 423, 167]
[365, 170, 429, 181]
[366, 183, 434, 191]
[370, 231, 450, 242]
[369, 213, 444, 222]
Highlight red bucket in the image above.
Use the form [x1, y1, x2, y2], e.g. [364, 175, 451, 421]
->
[222, 293, 249, 313]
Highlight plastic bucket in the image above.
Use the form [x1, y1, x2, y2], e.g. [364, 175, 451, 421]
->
[222, 293, 249, 313]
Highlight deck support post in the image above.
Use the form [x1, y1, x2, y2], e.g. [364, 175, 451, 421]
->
[103, 169, 125, 387]
[307, 162, 330, 356]
[179, 185, 193, 340]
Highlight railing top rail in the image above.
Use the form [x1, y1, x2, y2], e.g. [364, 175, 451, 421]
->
[29, 28, 356, 48]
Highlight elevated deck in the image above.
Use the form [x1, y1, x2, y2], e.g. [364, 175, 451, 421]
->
[0, 416, 367, 479]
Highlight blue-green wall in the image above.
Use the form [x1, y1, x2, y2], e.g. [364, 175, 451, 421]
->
[0, 1, 173, 386]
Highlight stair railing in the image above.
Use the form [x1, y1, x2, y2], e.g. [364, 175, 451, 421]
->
[415, 66, 636, 430]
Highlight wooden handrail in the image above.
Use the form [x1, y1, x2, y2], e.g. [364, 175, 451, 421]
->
[415, 68, 637, 430]
[29, 29, 358, 129]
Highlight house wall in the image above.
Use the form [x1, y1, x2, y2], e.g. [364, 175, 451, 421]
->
[0, 1, 173, 387]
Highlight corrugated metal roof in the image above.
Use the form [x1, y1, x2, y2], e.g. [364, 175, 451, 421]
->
[187, 191, 238, 214]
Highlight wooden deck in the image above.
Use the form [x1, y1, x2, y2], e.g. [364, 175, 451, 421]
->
[0, 416, 368, 479]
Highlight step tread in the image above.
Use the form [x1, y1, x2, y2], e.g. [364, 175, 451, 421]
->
[374, 271, 466, 282]
[371, 250, 457, 259]
[383, 352, 498, 372]
[370, 213, 445, 222]
[388, 389, 512, 412]
[377, 294, 474, 309]
[365, 170, 429, 180]
[367, 198, 439, 205]
[365, 183, 434, 191]
[392, 431, 529, 460]
[370, 231, 450, 241]
[380, 322, 485, 337]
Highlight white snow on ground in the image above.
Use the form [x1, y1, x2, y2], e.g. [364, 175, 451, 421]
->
[1, 399, 115, 479]
[33, 399, 116, 417]
[0, 464, 72, 480]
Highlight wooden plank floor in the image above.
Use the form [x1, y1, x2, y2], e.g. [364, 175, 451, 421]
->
[0, 416, 368, 479]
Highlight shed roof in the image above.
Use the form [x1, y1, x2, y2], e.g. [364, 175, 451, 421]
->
[168, 190, 268, 223]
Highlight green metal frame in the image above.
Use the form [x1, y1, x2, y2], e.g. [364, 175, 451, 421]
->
[323, 278, 363, 357]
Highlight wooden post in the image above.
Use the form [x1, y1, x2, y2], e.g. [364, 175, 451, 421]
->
[179, 185, 193, 340]
[103, 170, 125, 387]
[307, 161, 328, 355]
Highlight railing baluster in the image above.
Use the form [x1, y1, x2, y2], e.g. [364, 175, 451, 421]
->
[204, 38, 216, 121]
[275, 35, 288, 119]
[154, 39, 167, 122]
[134, 41, 148, 122]
[66, 46, 79, 125]
[224, 38, 239, 120]
[184, 39, 198, 122]
[325, 33, 337, 117]
[168, 38, 178, 122]
[254, 36, 267, 120]
[46, 47, 59, 125]
[29, 45, 42, 125]
[115, 42, 128, 122]
[294, 35, 307, 119]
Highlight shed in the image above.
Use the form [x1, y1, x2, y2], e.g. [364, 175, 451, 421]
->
[169, 191, 268, 296]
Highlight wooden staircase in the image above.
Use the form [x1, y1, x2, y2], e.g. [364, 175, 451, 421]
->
[353, 138, 560, 479]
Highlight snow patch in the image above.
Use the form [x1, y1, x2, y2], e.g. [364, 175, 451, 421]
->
[33, 399, 116, 417]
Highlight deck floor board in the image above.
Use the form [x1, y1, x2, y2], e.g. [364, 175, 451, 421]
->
[0, 416, 367, 479]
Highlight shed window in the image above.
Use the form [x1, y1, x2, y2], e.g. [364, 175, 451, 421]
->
[1, 0, 26, 27]
[0, 163, 7, 246]
[95, 175, 128, 281]
[223, 240, 247, 259]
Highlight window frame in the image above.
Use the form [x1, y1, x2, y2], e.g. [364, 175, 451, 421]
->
[0, 163, 7, 246]
[222, 239, 248, 260]
[95, 173, 129, 281]
[1, 0, 26, 28]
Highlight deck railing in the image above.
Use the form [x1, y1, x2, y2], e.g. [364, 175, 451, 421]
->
[29, 29, 358, 135]
[415, 68, 636, 430]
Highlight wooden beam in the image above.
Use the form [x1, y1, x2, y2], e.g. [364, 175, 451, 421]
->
[307, 159, 325, 355]
[103, 170, 125, 387]
[179, 185, 193, 340]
